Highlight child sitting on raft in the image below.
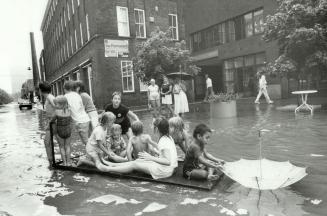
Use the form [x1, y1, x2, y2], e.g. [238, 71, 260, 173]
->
[183, 124, 224, 180]
[77, 112, 116, 168]
[169, 117, 191, 155]
[51, 96, 72, 166]
[127, 121, 158, 161]
[105, 124, 128, 163]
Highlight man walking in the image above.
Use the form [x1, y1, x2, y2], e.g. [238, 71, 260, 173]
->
[204, 74, 214, 101]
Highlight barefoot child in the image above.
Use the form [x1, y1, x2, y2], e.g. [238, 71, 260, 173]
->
[77, 112, 116, 168]
[183, 124, 224, 180]
[169, 117, 191, 154]
[126, 121, 158, 161]
[52, 96, 72, 166]
[105, 124, 128, 162]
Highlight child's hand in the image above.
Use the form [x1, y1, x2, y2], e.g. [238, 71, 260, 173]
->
[138, 151, 153, 161]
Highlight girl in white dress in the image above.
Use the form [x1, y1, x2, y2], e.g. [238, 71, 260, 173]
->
[101, 119, 178, 179]
[173, 79, 189, 117]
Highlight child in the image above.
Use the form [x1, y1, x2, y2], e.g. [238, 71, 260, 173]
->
[105, 124, 128, 162]
[183, 124, 224, 180]
[169, 117, 191, 154]
[127, 121, 158, 161]
[39, 82, 57, 166]
[64, 80, 90, 145]
[77, 112, 116, 169]
[52, 96, 72, 166]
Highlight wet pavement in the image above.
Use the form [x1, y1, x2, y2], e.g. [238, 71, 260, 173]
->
[0, 98, 326, 216]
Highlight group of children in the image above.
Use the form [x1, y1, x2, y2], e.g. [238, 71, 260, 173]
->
[40, 80, 224, 181]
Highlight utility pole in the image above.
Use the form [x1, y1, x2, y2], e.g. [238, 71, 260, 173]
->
[30, 32, 41, 102]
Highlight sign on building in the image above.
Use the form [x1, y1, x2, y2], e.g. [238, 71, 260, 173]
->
[104, 39, 129, 57]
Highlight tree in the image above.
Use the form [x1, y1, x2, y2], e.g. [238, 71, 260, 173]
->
[0, 88, 13, 105]
[263, 0, 327, 89]
[133, 28, 201, 84]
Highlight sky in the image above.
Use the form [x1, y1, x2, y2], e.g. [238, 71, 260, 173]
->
[0, 0, 47, 94]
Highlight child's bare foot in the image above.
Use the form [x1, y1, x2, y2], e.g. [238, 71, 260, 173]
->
[207, 174, 219, 181]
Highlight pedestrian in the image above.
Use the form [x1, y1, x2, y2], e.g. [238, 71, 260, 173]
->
[147, 79, 161, 119]
[104, 91, 140, 139]
[39, 82, 58, 167]
[173, 78, 189, 118]
[74, 81, 98, 131]
[161, 76, 174, 117]
[64, 80, 90, 145]
[254, 75, 274, 104]
[204, 74, 214, 101]
[52, 95, 72, 166]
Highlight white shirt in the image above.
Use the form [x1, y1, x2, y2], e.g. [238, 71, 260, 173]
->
[206, 78, 213, 88]
[158, 136, 178, 168]
[259, 75, 267, 89]
[65, 92, 90, 123]
[88, 126, 107, 148]
[148, 85, 160, 98]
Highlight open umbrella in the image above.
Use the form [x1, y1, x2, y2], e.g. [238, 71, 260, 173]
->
[221, 129, 307, 190]
[166, 72, 193, 80]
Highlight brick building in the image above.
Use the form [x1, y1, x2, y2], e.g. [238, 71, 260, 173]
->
[40, 0, 185, 108]
[184, 0, 283, 100]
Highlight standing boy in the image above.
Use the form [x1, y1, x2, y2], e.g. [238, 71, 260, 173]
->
[204, 74, 214, 101]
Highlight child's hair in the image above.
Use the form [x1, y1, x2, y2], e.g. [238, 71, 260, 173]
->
[131, 121, 143, 136]
[157, 118, 169, 137]
[55, 95, 69, 111]
[39, 82, 52, 93]
[168, 117, 184, 136]
[74, 80, 86, 93]
[193, 124, 212, 139]
[99, 112, 116, 126]
[63, 80, 75, 91]
[110, 124, 122, 136]
[112, 91, 122, 99]
[153, 116, 165, 130]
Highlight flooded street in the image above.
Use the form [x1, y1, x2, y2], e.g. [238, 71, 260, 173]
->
[0, 100, 326, 216]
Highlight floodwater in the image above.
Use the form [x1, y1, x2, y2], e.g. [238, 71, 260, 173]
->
[0, 99, 326, 216]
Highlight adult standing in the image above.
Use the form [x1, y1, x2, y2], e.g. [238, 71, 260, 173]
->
[173, 78, 189, 117]
[254, 75, 274, 104]
[147, 79, 161, 118]
[104, 91, 139, 139]
[204, 74, 214, 101]
[74, 81, 98, 130]
[160, 76, 174, 117]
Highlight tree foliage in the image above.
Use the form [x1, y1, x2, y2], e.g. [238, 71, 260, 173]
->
[262, 0, 327, 81]
[0, 88, 13, 105]
[133, 28, 201, 83]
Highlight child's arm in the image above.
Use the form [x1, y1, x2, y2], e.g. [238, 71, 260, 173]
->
[198, 155, 221, 169]
[138, 149, 171, 166]
[98, 140, 112, 156]
[47, 95, 59, 109]
[127, 110, 139, 122]
[181, 131, 191, 153]
[126, 137, 134, 161]
[146, 135, 158, 149]
[203, 149, 225, 165]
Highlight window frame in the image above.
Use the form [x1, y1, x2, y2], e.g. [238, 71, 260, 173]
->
[121, 60, 135, 93]
[86, 14, 90, 41]
[80, 23, 84, 45]
[139, 79, 148, 92]
[134, 8, 146, 38]
[168, 14, 179, 40]
[116, 6, 130, 37]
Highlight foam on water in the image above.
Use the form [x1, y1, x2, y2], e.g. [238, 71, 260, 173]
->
[87, 194, 142, 205]
[180, 197, 216, 205]
[310, 154, 324, 157]
[72, 173, 90, 183]
[236, 208, 248, 215]
[134, 202, 167, 216]
[219, 206, 236, 216]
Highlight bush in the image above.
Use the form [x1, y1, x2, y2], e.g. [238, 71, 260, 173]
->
[0, 88, 13, 105]
[207, 92, 238, 103]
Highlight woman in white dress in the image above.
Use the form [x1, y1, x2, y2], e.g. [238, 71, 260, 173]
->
[100, 118, 178, 179]
[148, 79, 161, 118]
[173, 79, 189, 117]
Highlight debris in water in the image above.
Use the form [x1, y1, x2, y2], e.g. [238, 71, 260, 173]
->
[310, 199, 322, 205]
[135, 202, 167, 216]
[87, 194, 142, 205]
[180, 197, 216, 205]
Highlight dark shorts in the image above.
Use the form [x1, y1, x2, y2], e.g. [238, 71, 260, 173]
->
[183, 165, 201, 179]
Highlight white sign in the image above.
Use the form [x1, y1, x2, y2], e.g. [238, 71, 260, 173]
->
[104, 39, 129, 57]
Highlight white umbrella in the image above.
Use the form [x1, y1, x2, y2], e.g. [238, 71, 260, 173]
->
[221, 129, 307, 190]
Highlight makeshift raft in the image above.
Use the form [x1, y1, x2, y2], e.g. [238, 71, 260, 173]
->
[49, 123, 223, 191]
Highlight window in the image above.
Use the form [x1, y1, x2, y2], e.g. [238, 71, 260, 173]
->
[254, 10, 264, 34]
[139, 79, 148, 92]
[67, 3, 70, 20]
[70, 35, 74, 53]
[66, 40, 70, 56]
[134, 9, 146, 38]
[86, 14, 90, 40]
[168, 14, 178, 40]
[80, 23, 84, 45]
[121, 61, 134, 92]
[77, 0, 80, 6]
[71, 0, 74, 14]
[64, 10, 66, 26]
[218, 23, 226, 44]
[61, 17, 63, 32]
[74, 29, 78, 50]
[227, 20, 235, 42]
[116, 6, 130, 37]
[244, 13, 253, 37]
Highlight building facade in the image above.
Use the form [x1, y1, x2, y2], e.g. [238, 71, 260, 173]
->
[184, 0, 282, 100]
[41, 0, 185, 108]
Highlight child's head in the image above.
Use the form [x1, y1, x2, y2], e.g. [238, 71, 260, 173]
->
[99, 111, 116, 127]
[193, 124, 212, 146]
[168, 116, 184, 135]
[74, 80, 86, 93]
[110, 124, 122, 138]
[131, 121, 143, 136]
[157, 118, 169, 137]
[63, 80, 75, 93]
[54, 95, 68, 109]
[39, 82, 52, 95]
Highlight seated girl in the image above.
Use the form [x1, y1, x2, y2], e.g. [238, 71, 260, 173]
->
[77, 112, 116, 168]
[126, 121, 158, 161]
[105, 124, 128, 162]
[183, 124, 225, 181]
[169, 116, 191, 155]
[101, 119, 178, 179]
